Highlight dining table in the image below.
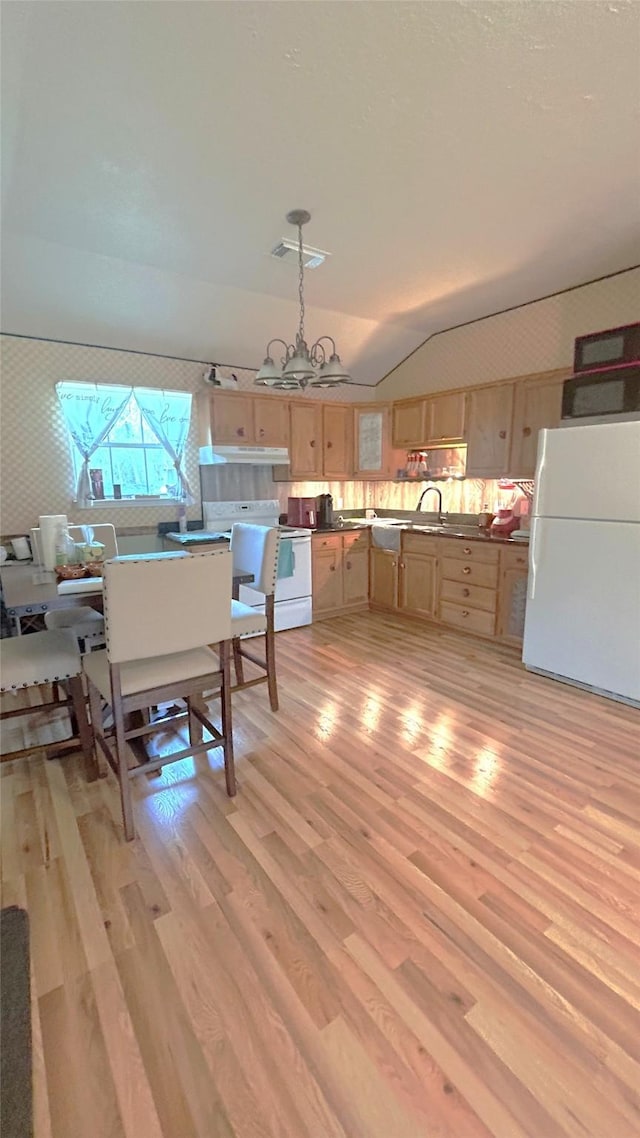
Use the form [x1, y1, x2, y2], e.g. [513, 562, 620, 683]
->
[1, 559, 254, 635]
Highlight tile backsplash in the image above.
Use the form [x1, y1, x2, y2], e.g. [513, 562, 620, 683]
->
[200, 464, 513, 518]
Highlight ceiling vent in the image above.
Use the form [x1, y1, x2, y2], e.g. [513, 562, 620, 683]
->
[270, 238, 329, 269]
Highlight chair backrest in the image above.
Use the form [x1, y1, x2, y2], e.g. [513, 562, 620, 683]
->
[30, 523, 118, 563]
[230, 523, 280, 597]
[103, 549, 232, 664]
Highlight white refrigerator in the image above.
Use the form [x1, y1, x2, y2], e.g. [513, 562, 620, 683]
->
[523, 419, 640, 705]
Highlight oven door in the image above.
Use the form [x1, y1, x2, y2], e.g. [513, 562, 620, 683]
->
[238, 536, 311, 606]
[561, 364, 640, 423]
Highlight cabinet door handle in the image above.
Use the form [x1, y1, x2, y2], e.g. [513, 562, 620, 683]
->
[463, 587, 470, 596]
[462, 610, 469, 617]
[259, 427, 265, 436]
[462, 566, 471, 575]
[330, 564, 336, 571]
[310, 439, 316, 448]
[346, 561, 351, 570]
[237, 427, 245, 437]
[499, 430, 507, 439]
[523, 426, 532, 437]
[463, 546, 472, 554]
[327, 440, 333, 449]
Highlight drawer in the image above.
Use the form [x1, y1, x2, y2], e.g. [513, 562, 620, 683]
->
[312, 533, 342, 551]
[501, 545, 529, 570]
[439, 578, 497, 613]
[441, 538, 499, 564]
[440, 557, 499, 589]
[402, 532, 439, 556]
[343, 530, 370, 551]
[440, 601, 496, 637]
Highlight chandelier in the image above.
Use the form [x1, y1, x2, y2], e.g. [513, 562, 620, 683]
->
[255, 210, 351, 390]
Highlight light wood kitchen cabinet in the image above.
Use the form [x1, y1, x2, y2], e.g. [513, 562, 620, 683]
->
[508, 375, 564, 477]
[254, 397, 290, 447]
[497, 545, 529, 645]
[312, 544, 343, 614]
[342, 534, 369, 606]
[312, 531, 369, 617]
[428, 391, 466, 443]
[465, 384, 515, 478]
[322, 405, 353, 478]
[210, 392, 255, 444]
[369, 547, 399, 609]
[438, 540, 499, 637]
[392, 399, 428, 448]
[398, 553, 437, 618]
[397, 532, 438, 618]
[289, 403, 323, 477]
[206, 391, 290, 447]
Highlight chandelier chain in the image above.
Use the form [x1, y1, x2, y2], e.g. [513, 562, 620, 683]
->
[297, 221, 305, 345]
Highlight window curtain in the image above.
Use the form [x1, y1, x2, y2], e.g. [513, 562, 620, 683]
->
[56, 382, 132, 506]
[133, 388, 194, 503]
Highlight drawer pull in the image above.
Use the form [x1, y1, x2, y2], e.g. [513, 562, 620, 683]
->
[346, 561, 351, 570]
[463, 587, 470, 597]
[462, 610, 469, 617]
[327, 440, 333, 449]
[310, 439, 316, 448]
[237, 427, 245, 437]
[523, 426, 532, 437]
[462, 566, 471, 575]
[499, 429, 507, 439]
[330, 564, 336, 572]
[463, 546, 471, 554]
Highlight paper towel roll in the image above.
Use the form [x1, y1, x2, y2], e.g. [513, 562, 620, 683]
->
[39, 514, 68, 570]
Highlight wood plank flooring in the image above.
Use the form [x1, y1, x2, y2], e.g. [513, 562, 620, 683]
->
[1, 611, 639, 1138]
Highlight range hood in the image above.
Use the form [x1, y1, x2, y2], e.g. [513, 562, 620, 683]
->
[199, 444, 290, 466]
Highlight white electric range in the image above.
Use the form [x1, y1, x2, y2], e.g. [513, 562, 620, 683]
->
[202, 500, 312, 631]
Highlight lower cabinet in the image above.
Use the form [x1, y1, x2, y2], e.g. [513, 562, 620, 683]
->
[369, 548, 399, 609]
[438, 540, 499, 637]
[312, 532, 369, 618]
[497, 546, 529, 645]
[398, 534, 438, 618]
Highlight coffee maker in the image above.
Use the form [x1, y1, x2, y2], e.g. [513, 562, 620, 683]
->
[287, 497, 317, 528]
[316, 493, 334, 530]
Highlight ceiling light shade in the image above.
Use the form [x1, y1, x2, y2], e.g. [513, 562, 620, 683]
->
[255, 355, 283, 386]
[255, 210, 350, 392]
[312, 351, 351, 386]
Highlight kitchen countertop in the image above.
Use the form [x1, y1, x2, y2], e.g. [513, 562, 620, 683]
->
[163, 531, 229, 546]
[312, 522, 529, 545]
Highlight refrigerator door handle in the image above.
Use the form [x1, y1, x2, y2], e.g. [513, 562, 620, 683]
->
[529, 517, 540, 601]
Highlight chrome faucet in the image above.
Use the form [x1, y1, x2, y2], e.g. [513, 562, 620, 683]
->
[416, 486, 446, 524]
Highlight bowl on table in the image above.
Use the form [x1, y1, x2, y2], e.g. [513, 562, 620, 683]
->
[55, 564, 88, 581]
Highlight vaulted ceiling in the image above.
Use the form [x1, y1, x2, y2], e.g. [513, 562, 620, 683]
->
[2, 1, 639, 383]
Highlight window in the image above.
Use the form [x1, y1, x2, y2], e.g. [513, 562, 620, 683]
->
[56, 382, 193, 506]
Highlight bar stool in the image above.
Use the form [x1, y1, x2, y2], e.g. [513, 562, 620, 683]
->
[229, 523, 281, 712]
[0, 628, 97, 777]
[83, 550, 235, 841]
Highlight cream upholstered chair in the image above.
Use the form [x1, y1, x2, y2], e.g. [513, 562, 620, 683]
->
[229, 523, 281, 712]
[0, 628, 97, 777]
[83, 549, 234, 841]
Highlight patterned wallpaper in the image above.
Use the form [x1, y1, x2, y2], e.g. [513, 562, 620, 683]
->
[0, 335, 369, 536]
[377, 268, 640, 399]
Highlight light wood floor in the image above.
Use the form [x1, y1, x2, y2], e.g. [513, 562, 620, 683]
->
[1, 612, 639, 1138]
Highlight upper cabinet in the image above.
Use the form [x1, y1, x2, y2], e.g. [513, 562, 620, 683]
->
[392, 399, 428, 448]
[428, 391, 466, 444]
[207, 390, 290, 447]
[210, 392, 255, 444]
[289, 403, 324, 478]
[254, 396, 290, 447]
[465, 384, 515, 478]
[322, 404, 353, 478]
[392, 392, 466, 448]
[508, 374, 564, 478]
